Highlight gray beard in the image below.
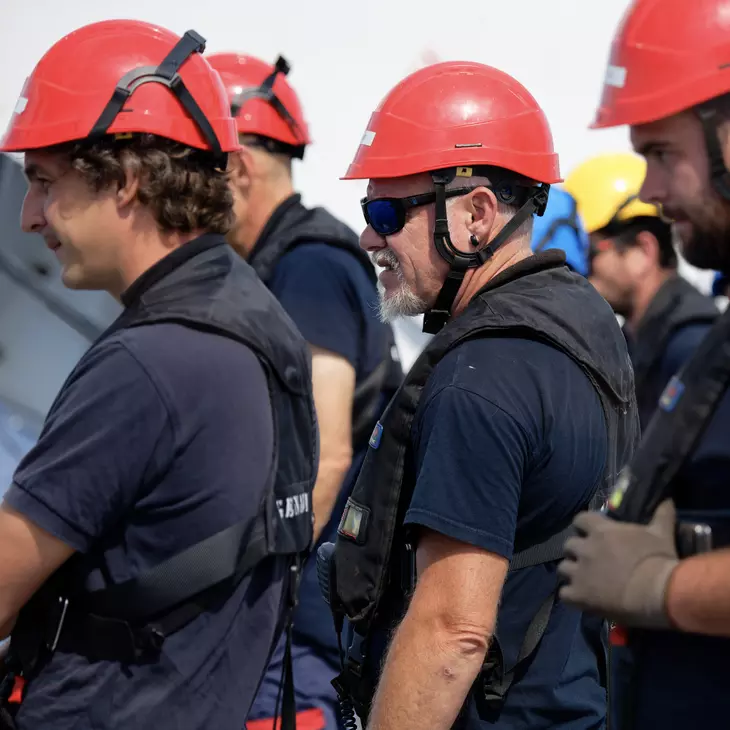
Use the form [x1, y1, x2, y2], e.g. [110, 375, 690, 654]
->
[377, 279, 427, 323]
[372, 248, 428, 323]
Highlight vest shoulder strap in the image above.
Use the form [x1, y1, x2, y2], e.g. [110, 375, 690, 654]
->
[473, 591, 556, 719]
[352, 358, 390, 447]
[38, 515, 273, 666]
[508, 526, 571, 571]
[612, 304, 730, 523]
[475, 490, 605, 715]
[83, 514, 265, 621]
[509, 490, 604, 571]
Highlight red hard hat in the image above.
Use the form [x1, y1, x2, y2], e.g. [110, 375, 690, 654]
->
[207, 53, 311, 149]
[1, 20, 239, 154]
[343, 61, 560, 183]
[593, 0, 730, 129]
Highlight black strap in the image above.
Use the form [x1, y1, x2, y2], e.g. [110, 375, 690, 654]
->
[508, 526, 572, 571]
[475, 591, 556, 717]
[83, 517, 264, 621]
[423, 180, 550, 335]
[87, 30, 224, 160]
[351, 358, 390, 447]
[474, 191, 548, 267]
[42, 526, 270, 665]
[474, 488, 605, 716]
[610, 303, 730, 523]
[274, 559, 302, 730]
[509, 489, 604, 571]
[280, 622, 297, 730]
[423, 173, 479, 334]
[471, 536, 567, 716]
[423, 256, 469, 334]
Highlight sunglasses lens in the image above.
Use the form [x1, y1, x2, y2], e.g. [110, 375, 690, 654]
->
[365, 199, 402, 236]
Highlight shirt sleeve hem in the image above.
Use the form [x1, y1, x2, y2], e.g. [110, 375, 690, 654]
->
[404, 507, 514, 560]
[304, 336, 359, 369]
[4, 482, 91, 552]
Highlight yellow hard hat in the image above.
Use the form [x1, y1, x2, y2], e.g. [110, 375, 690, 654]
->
[563, 153, 660, 234]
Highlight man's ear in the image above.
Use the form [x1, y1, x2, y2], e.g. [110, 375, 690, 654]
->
[466, 186, 499, 244]
[228, 146, 254, 192]
[623, 229, 660, 279]
[634, 230, 661, 267]
[117, 161, 140, 210]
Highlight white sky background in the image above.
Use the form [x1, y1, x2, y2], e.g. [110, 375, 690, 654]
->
[1, 0, 637, 226]
[1, 0, 717, 367]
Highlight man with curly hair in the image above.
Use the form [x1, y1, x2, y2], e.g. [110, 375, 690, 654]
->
[0, 20, 317, 730]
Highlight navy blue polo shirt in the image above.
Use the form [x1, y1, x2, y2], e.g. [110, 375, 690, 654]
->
[405, 336, 608, 729]
[268, 242, 389, 661]
[5, 320, 285, 729]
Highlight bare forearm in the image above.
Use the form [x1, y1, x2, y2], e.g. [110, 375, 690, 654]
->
[312, 455, 351, 541]
[367, 610, 489, 730]
[666, 548, 730, 636]
[309, 346, 355, 542]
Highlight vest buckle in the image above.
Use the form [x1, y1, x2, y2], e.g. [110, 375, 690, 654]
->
[133, 624, 166, 659]
[46, 597, 69, 653]
[677, 521, 713, 557]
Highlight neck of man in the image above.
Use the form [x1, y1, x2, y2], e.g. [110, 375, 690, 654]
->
[625, 267, 676, 334]
[230, 177, 295, 259]
[111, 227, 205, 301]
[451, 238, 533, 318]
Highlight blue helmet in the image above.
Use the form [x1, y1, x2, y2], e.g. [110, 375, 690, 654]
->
[531, 187, 591, 276]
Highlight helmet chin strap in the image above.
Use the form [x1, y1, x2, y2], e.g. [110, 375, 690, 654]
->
[421, 170, 550, 335]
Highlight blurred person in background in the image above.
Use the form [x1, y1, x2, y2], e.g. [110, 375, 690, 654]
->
[530, 185, 591, 275]
[0, 21, 317, 730]
[565, 152, 718, 428]
[207, 52, 402, 730]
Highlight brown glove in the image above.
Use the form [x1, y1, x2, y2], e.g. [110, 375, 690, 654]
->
[557, 500, 679, 629]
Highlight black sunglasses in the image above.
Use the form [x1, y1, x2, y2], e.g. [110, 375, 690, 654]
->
[361, 187, 474, 236]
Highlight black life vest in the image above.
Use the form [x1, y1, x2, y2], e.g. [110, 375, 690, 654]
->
[9, 235, 317, 684]
[248, 194, 404, 447]
[328, 251, 639, 721]
[629, 274, 717, 428]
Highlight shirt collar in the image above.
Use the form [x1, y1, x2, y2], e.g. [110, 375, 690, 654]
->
[120, 233, 226, 308]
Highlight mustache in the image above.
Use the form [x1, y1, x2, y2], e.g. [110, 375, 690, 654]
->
[372, 249, 400, 270]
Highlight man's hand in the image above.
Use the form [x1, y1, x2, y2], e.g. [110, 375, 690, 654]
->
[557, 500, 678, 629]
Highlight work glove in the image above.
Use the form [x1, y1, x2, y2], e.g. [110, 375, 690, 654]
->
[557, 499, 679, 630]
